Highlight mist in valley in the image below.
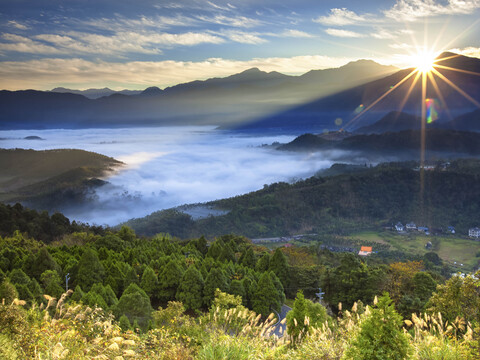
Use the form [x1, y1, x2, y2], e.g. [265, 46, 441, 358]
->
[0, 127, 358, 226]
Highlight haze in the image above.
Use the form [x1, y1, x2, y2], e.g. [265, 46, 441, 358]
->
[0, 127, 346, 225]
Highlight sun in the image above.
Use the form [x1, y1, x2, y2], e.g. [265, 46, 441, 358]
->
[409, 50, 438, 74]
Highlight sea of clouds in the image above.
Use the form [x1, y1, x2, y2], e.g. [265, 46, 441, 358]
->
[1, 127, 349, 225]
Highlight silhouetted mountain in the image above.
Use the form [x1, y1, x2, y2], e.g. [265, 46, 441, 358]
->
[51, 87, 141, 99]
[0, 60, 399, 130]
[355, 111, 421, 134]
[140, 86, 163, 96]
[279, 128, 480, 156]
[439, 108, 480, 131]
[234, 52, 480, 133]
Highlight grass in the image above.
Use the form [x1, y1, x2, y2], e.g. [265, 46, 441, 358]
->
[349, 230, 480, 271]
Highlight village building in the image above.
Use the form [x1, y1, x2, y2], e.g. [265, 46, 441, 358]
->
[406, 222, 416, 230]
[395, 222, 405, 232]
[468, 227, 480, 239]
[358, 246, 373, 256]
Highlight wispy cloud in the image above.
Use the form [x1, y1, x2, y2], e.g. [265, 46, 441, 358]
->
[195, 14, 262, 28]
[224, 30, 266, 44]
[385, 0, 480, 21]
[325, 28, 365, 38]
[7, 21, 29, 30]
[1, 31, 225, 57]
[314, 8, 366, 26]
[82, 15, 196, 32]
[0, 55, 355, 90]
[449, 46, 480, 58]
[282, 29, 314, 38]
[0, 33, 62, 54]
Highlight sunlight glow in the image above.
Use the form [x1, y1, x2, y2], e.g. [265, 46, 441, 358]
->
[410, 50, 437, 74]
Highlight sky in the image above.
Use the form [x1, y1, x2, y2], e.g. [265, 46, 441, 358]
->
[1, 0, 480, 90]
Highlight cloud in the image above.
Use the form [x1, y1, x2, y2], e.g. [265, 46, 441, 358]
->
[81, 15, 197, 33]
[196, 14, 261, 28]
[448, 46, 480, 58]
[7, 21, 28, 30]
[2, 127, 336, 225]
[224, 30, 266, 44]
[385, 0, 480, 21]
[370, 29, 397, 39]
[0, 54, 355, 90]
[325, 28, 365, 38]
[314, 8, 366, 26]
[282, 29, 314, 38]
[1, 31, 225, 56]
[0, 33, 63, 54]
[389, 43, 414, 50]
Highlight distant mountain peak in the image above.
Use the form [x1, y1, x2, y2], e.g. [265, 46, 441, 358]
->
[241, 67, 262, 74]
[140, 86, 163, 96]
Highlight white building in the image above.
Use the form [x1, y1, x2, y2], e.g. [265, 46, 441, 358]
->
[468, 227, 480, 239]
[406, 222, 416, 230]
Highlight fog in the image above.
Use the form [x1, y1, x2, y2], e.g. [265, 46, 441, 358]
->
[1, 127, 351, 225]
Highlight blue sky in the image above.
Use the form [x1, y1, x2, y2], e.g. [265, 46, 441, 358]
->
[1, 0, 479, 90]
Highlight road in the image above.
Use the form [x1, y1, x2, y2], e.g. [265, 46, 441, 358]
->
[272, 304, 292, 337]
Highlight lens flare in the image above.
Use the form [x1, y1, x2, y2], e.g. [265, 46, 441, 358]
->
[410, 50, 437, 74]
[425, 98, 438, 123]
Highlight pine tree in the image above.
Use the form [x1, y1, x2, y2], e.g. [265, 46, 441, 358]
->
[203, 267, 229, 306]
[229, 279, 247, 306]
[119, 314, 131, 332]
[344, 293, 411, 360]
[158, 260, 184, 301]
[140, 266, 158, 298]
[114, 283, 153, 331]
[196, 236, 208, 256]
[256, 252, 270, 272]
[76, 248, 105, 291]
[287, 291, 308, 344]
[252, 272, 280, 316]
[176, 266, 204, 311]
[269, 248, 289, 289]
[240, 247, 256, 268]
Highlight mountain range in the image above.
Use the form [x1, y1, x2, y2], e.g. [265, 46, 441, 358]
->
[1, 52, 479, 133]
[0, 60, 397, 130]
[233, 52, 480, 133]
[50, 87, 142, 99]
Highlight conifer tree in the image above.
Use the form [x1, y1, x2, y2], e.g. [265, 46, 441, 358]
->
[140, 266, 158, 298]
[158, 260, 184, 301]
[252, 272, 280, 316]
[269, 248, 289, 289]
[344, 293, 411, 360]
[255, 252, 270, 272]
[240, 247, 256, 268]
[114, 283, 153, 331]
[229, 279, 247, 306]
[203, 267, 229, 306]
[76, 248, 105, 291]
[176, 266, 204, 311]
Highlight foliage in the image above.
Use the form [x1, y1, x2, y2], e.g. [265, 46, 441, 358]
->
[113, 283, 153, 331]
[343, 293, 411, 360]
[176, 266, 204, 311]
[427, 271, 480, 325]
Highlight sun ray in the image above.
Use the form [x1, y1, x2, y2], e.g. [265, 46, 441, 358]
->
[431, 68, 480, 108]
[426, 70, 454, 121]
[397, 70, 422, 114]
[342, 69, 418, 130]
[434, 54, 461, 63]
[433, 64, 480, 77]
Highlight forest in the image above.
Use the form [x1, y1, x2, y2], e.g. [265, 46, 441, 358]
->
[126, 159, 480, 238]
[0, 208, 479, 359]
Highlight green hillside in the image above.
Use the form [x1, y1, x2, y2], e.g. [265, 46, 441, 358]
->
[0, 148, 123, 208]
[125, 159, 480, 239]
